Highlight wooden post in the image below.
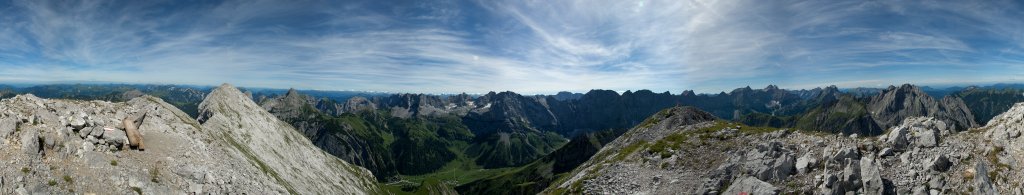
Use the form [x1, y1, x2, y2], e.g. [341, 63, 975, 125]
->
[123, 116, 145, 150]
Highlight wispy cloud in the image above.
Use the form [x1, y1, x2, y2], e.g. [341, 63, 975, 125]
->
[1, 0, 1023, 94]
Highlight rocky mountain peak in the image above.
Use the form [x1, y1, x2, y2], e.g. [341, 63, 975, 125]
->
[285, 88, 298, 96]
[732, 86, 755, 94]
[868, 83, 977, 131]
[681, 90, 696, 96]
[198, 83, 380, 194]
[825, 85, 839, 91]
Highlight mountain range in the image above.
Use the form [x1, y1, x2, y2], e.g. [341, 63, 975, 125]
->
[4, 83, 1024, 194]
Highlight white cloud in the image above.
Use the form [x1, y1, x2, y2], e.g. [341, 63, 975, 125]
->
[1, 0, 1024, 94]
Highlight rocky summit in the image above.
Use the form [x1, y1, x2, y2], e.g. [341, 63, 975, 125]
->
[0, 84, 379, 194]
[546, 103, 1024, 194]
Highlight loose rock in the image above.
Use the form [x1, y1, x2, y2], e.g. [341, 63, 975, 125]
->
[723, 176, 777, 195]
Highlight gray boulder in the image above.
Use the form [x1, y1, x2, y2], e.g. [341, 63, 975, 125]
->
[929, 155, 952, 172]
[860, 157, 884, 194]
[974, 163, 996, 195]
[825, 160, 862, 194]
[88, 126, 105, 139]
[765, 154, 796, 180]
[723, 176, 778, 195]
[796, 153, 817, 174]
[878, 148, 893, 158]
[913, 126, 938, 148]
[746, 142, 796, 181]
[928, 175, 944, 190]
[85, 135, 99, 144]
[79, 126, 95, 138]
[20, 127, 40, 155]
[886, 126, 910, 151]
[105, 128, 129, 148]
[831, 146, 860, 164]
[912, 185, 928, 195]
[1, 118, 16, 139]
[82, 141, 95, 152]
[68, 113, 88, 131]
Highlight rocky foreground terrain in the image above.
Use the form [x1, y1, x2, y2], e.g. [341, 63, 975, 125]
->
[546, 105, 1024, 194]
[0, 84, 379, 194]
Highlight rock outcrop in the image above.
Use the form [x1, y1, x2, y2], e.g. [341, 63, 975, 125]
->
[547, 102, 1024, 194]
[885, 117, 948, 151]
[198, 84, 379, 194]
[0, 84, 379, 194]
[723, 176, 778, 194]
[544, 106, 724, 194]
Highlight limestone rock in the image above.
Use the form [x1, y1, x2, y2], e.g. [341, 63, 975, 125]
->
[796, 152, 817, 174]
[973, 163, 995, 195]
[914, 126, 938, 148]
[723, 176, 777, 195]
[79, 126, 94, 138]
[878, 148, 893, 158]
[860, 157, 884, 194]
[929, 155, 952, 172]
[928, 175, 944, 190]
[746, 142, 796, 181]
[20, 127, 40, 155]
[68, 114, 88, 131]
[831, 146, 860, 164]
[104, 128, 128, 148]
[886, 126, 910, 151]
[0, 118, 16, 139]
[88, 126, 105, 138]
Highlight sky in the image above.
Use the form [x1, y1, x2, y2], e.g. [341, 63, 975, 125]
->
[2, 0, 1024, 94]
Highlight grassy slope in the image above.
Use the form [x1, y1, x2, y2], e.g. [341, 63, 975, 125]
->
[547, 120, 783, 194]
[455, 128, 623, 195]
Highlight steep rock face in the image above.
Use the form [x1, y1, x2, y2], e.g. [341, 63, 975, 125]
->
[198, 84, 379, 194]
[376, 93, 452, 118]
[258, 89, 398, 181]
[341, 96, 377, 114]
[463, 92, 566, 168]
[463, 92, 558, 135]
[548, 89, 680, 136]
[259, 89, 318, 120]
[868, 84, 978, 131]
[953, 88, 1024, 126]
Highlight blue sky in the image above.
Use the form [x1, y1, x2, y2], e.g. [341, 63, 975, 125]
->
[2, 0, 1024, 94]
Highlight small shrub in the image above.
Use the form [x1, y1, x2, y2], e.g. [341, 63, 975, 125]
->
[21, 167, 29, 174]
[63, 175, 73, 183]
[48, 179, 57, 186]
[110, 160, 118, 166]
[131, 186, 143, 195]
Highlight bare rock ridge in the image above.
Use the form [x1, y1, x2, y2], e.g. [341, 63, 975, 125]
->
[546, 103, 1024, 194]
[197, 83, 380, 194]
[868, 84, 978, 131]
[0, 84, 379, 194]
